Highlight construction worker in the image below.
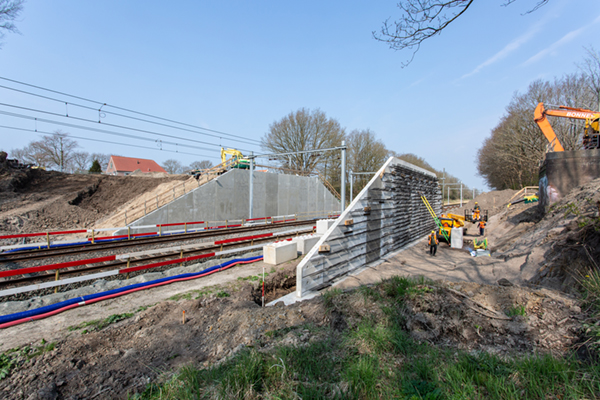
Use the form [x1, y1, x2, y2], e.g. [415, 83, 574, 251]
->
[473, 202, 481, 221]
[477, 219, 486, 236]
[428, 230, 439, 256]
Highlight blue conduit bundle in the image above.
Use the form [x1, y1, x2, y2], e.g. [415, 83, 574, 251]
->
[0, 255, 263, 328]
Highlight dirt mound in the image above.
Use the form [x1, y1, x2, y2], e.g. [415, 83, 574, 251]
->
[456, 188, 519, 218]
[0, 169, 187, 242]
[485, 178, 600, 293]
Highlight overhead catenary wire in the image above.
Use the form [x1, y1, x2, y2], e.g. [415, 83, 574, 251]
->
[0, 113, 220, 154]
[0, 125, 220, 160]
[0, 76, 262, 145]
[0, 84, 260, 147]
[0, 104, 259, 153]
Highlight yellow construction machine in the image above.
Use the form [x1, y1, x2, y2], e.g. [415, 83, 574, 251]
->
[438, 213, 466, 241]
[221, 148, 250, 169]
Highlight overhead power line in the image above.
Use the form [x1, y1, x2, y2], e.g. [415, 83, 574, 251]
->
[0, 84, 260, 147]
[0, 104, 257, 153]
[0, 76, 262, 146]
[0, 110, 220, 154]
[0, 125, 219, 160]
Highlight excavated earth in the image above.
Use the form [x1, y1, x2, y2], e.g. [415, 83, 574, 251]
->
[0, 168, 188, 241]
[0, 168, 599, 399]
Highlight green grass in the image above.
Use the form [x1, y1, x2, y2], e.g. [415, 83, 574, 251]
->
[0, 339, 56, 381]
[130, 275, 600, 399]
[505, 305, 527, 317]
[68, 312, 134, 334]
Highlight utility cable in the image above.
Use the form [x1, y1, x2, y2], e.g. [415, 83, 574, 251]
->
[0, 104, 256, 152]
[0, 76, 262, 145]
[0, 110, 218, 153]
[0, 125, 220, 160]
[0, 84, 261, 147]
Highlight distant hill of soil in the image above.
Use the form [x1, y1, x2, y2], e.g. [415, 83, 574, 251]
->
[0, 168, 187, 241]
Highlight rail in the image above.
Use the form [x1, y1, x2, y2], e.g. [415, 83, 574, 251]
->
[0, 210, 339, 252]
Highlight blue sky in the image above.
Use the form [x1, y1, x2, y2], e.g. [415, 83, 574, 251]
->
[1, 0, 598, 190]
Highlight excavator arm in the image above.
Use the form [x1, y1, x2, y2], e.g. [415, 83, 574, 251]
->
[534, 103, 566, 152]
[534, 103, 600, 151]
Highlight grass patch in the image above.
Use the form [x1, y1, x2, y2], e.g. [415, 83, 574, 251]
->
[505, 305, 527, 318]
[0, 339, 56, 381]
[132, 275, 600, 399]
[68, 312, 134, 334]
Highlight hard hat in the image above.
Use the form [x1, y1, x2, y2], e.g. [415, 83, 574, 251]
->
[431, 230, 435, 233]
[475, 201, 478, 204]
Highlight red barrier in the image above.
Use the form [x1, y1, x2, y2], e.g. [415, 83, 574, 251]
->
[158, 221, 204, 227]
[0, 255, 117, 279]
[119, 252, 216, 274]
[214, 233, 273, 245]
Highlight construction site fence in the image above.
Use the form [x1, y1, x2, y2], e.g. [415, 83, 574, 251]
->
[0, 210, 339, 252]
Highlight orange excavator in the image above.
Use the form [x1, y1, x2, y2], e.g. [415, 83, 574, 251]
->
[534, 103, 600, 151]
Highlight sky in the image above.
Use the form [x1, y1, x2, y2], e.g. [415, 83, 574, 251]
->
[1, 0, 599, 191]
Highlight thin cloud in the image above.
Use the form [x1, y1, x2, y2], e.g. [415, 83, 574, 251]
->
[522, 14, 600, 66]
[459, 21, 544, 80]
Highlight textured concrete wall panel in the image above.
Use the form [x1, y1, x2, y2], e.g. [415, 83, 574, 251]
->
[296, 157, 440, 297]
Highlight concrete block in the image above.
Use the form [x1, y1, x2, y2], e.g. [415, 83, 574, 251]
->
[450, 227, 463, 249]
[263, 241, 298, 265]
[316, 219, 336, 234]
[295, 234, 321, 255]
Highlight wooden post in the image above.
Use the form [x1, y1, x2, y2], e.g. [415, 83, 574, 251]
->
[91, 229, 95, 244]
[54, 270, 59, 293]
[46, 232, 50, 249]
[184, 223, 187, 233]
[159, 225, 162, 236]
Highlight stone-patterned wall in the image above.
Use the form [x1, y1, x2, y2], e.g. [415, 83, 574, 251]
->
[296, 157, 441, 297]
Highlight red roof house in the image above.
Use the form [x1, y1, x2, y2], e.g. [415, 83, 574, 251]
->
[105, 156, 167, 176]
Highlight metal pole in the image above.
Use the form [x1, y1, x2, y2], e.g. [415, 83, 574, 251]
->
[349, 171, 353, 203]
[460, 182, 463, 207]
[340, 140, 346, 212]
[447, 186, 450, 204]
[249, 151, 254, 219]
[442, 168, 445, 205]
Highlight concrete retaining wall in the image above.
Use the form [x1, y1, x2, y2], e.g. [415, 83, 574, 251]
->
[539, 149, 600, 211]
[296, 157, 441, 297]
[120, 169, 340, 232]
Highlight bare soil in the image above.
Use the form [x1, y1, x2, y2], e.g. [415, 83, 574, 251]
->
[0, 168, 188, 242]
[0, 168, 599, 399]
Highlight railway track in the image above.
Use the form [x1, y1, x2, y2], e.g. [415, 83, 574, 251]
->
[0, 220, 316, 295]
[0, 219, 314, 263]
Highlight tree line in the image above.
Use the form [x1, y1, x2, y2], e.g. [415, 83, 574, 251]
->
[6, 131, 214, 175]
[477, 47, 600, 190]
[261, 108, 470, 201]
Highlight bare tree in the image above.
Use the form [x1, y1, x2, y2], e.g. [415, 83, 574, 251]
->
[71, 151, 91, 173]
[347, 129, 390, 198]
[32, 131, 79, 172]
[262, 108, 345, 173]
[162, 159, 184, 174]
[374, 0, 549, 66]
[476, 71, 597, 189]
[189, 160, 213, 171]
[10, 142, 50, 167]
[577, 46, 600, 112]
[0, 0, 24, 48]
